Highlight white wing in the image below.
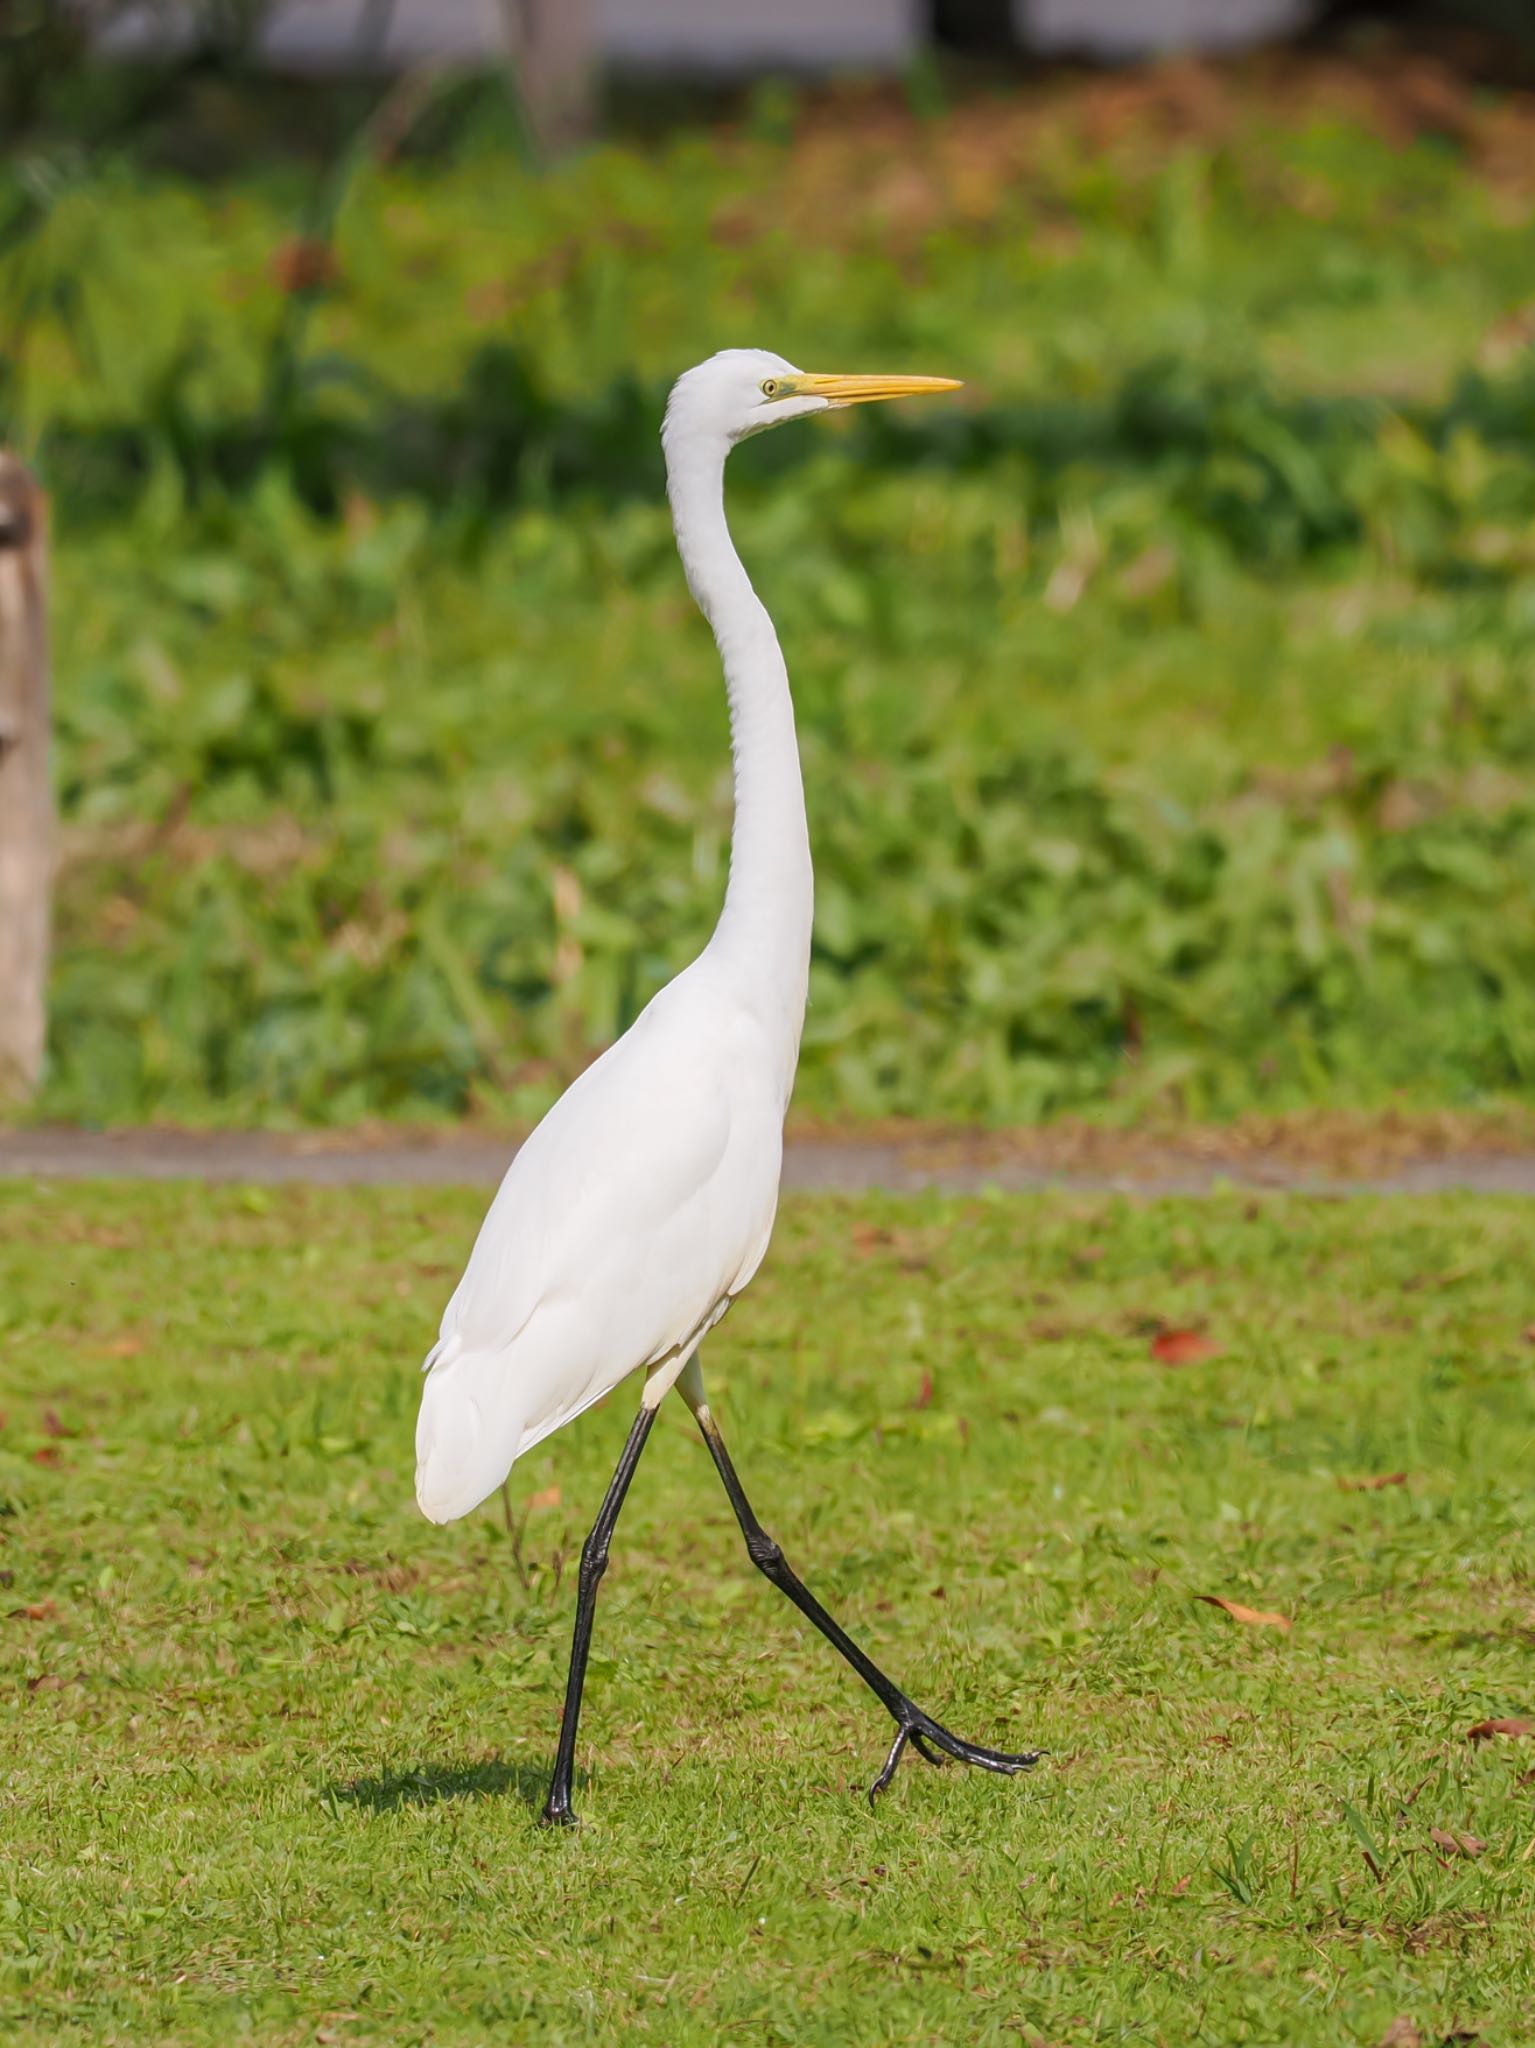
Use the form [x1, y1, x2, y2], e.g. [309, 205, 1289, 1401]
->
[414, 958, 785, 1523]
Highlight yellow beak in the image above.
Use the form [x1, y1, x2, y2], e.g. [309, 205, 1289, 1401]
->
[792, 371, 962, 408]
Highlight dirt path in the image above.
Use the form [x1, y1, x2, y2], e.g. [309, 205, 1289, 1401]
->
[3, 1126, 1533, 1196]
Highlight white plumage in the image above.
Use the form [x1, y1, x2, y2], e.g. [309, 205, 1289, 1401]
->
[415, 957, 786, 1521]
[416, 349, 832, 1524]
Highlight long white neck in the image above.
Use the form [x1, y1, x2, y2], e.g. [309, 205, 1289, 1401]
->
[665, 432, 813, 1079]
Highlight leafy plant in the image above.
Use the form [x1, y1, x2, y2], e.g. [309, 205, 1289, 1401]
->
[8, 61, 1535, 1126]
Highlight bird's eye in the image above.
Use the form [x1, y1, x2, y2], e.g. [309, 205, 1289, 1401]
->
[760, 378, 779, 398]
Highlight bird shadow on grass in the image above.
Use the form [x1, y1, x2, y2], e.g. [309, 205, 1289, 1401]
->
[327, 1758, 561, 1815]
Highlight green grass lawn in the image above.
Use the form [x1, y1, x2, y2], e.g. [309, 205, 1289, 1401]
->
[8, 62, 1535, 1126]
[1, 1180, 1531, 2044]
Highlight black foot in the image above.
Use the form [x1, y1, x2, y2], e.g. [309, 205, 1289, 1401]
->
[539, 1793, 579, 1828]
[868, 1707, 1042, 1806]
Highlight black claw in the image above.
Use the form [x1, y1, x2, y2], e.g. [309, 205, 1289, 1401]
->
[867, 1708, 1043, 1804]
[893, 1711, 1043, 1782]
[940, 1740, 1042, 1777]
[868, 1725, 911, 1805]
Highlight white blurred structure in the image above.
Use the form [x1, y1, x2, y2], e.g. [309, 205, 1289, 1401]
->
[1025, 0, 1310, 58]
[101, 0, 1313, 73]
[603, 0, 918, 70]
[101, 0, 922, 71]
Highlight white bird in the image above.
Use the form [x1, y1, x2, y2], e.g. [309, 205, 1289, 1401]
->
[415, 349, 1040, 1824]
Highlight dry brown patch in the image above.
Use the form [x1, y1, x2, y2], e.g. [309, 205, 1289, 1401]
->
[706, 43, 1535, 259]
[788, 1106, 1535, 1182]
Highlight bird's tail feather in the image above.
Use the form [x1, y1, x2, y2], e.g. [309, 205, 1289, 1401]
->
[414, 1346, 527, 1525]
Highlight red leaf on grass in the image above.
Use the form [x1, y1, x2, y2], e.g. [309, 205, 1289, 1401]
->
[1151, 1327, 1220, 1366]
[913, 1373, 934, 1410]
[1467, 1716, 1533, 1743]
[1338, 1472, 1408, 1492]
[1197, 1594, 1291, 1633]
[9, 1601, 55, 1621]
[526, 1486, 561, 1513]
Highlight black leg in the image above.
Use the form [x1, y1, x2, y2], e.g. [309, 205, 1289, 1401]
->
[691, 1402, 1040, 1805]
[539, 1402, 658, 1827]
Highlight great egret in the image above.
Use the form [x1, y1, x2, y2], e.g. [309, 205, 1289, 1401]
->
[415, 349, 1039, 1824]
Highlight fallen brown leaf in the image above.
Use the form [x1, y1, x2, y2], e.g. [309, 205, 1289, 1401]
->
[1467, 1716, 1533, 1743]
[29, 1446, 62, 1468]
[1429, 1827, 1485, 1858]
[1151, 1327, 1220, 1366]
[1376, 2023, 1422, 2048]
[1339, 1472, 1408, 1491]
[849, 1220, 926, 1269]
[913, 1372, 934, 1410]
[9, 1601, 56, 1621]
[1117, 544, 1176, 604]
[1197, 1594, 1291, 1633]
[99, 1337, 143, 1359]
[526, 1485, 561, 1513]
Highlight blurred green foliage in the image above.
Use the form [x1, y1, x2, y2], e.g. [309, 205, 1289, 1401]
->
[6, 70, 1535, 1125]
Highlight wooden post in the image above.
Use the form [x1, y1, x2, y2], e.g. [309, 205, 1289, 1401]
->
[496, 0, 596, 152]
[0, 454, 51, 1104]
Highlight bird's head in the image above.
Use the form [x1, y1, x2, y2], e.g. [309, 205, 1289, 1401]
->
[662, 348, 961, 456]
